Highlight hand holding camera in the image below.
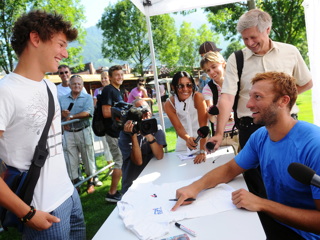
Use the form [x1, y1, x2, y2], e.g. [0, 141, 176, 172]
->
[112, 101, 158, 136]
[123, 120, 135, 135]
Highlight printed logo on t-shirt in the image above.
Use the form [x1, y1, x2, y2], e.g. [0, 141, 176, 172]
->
[153, 207, 163, 215]
[24, 92, 62, 157]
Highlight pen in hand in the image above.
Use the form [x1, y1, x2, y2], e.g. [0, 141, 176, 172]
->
[169, 198, 196, 202]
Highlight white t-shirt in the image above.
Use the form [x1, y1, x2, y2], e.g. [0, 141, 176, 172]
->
[0, 73, 73, 212]
[57, 83, 87, 98]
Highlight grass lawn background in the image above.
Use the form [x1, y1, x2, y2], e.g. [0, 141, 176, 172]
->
[0, 90, 313, 240]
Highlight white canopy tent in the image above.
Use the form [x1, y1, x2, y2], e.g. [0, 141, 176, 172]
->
[303, 0, 320, 126]
[130, 0, 320, 131]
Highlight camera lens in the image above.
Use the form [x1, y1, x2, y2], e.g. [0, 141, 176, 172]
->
[140, 119, 158, 135]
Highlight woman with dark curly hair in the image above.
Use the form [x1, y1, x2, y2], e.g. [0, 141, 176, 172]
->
[164, 71, 208, 164]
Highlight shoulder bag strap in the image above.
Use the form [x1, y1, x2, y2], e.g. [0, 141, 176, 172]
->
[207, 79, 218, 106]
[19, 82, 55, 205]
[207, 80, 219, 136]
[232, 50, 244, 130]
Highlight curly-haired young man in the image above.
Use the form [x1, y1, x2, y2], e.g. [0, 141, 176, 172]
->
[0, 10, 86, 239]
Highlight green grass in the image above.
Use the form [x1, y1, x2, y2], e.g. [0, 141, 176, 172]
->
[0, 90, 313, 239]
[296, 89, 313, 123]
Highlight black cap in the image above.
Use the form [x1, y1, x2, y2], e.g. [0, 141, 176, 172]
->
[199, 41, 222, 55]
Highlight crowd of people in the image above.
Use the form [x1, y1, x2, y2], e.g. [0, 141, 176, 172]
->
[0, 8, 319, 240]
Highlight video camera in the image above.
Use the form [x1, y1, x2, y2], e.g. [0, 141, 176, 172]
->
[111, 101, 158, 135]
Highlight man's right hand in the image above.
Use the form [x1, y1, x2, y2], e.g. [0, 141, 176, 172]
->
[171, 185, 198, 211]
[61, 110, 70, 119]
[207, 134, 223, 152]
[123, 120, 134, 134]
[26, 211, 60, 231]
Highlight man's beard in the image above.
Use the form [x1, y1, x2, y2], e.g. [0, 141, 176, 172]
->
[253, 103, 278, 127]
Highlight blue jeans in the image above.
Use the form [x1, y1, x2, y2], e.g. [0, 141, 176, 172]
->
[23, 189, 86, 240]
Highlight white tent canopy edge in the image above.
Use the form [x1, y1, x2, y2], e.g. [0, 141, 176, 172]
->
[303, 0, 320, 126]
[131, 0, 240, 17]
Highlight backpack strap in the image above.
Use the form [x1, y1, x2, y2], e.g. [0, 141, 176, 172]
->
[232, 50, 244, 135]
[208, 80, 218, 106]
[207, 80, 219, 135]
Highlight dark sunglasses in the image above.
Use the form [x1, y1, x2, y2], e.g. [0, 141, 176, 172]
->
[138, 83, 145, 86]
[177, 83, 193, 90]
[59, 71, 69, 75]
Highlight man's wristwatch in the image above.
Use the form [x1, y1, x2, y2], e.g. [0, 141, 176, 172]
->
[199, 150, 206, 154]
[69, 115, 74, 120]
[148, 137, 157, 144]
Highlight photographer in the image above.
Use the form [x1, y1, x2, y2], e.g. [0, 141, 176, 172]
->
[119, 99, 166, 194]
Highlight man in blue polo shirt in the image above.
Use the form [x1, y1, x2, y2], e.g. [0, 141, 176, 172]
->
[59, 75, 101, 194]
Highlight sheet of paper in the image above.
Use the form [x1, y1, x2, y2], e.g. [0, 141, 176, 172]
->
[177, 152, 216, 161]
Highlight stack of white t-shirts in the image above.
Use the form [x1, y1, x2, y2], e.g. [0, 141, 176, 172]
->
[117, 177, 236, 240]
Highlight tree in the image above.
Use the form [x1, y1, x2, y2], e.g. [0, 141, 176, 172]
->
[0, 0, 27, 73]
[196, 24, 220, 65]
[175, 22, 221, 73]
[223, 41, 245, 59]
[0, 0, 86, 74]
[97, 0, 179, 76]
[204, 0, 308, 61]
[177, 22, 197, 72]
[152, 13, 180, 70]
[197, 24, 220, 48]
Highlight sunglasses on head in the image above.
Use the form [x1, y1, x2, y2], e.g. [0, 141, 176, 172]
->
[177, 83, 193, 90]
[59, 71, 69, 75]
[70, 75, 82, 80]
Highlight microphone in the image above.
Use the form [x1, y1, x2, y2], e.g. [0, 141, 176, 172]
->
[194, 126, 210, 144]
[288, 162, 320, 188]
[208, 105, 219, 115]
[206, 141, 215, 151]
[67, 103, 74, 111]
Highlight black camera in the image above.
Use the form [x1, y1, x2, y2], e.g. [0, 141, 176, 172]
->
[111, 101, 158, 135]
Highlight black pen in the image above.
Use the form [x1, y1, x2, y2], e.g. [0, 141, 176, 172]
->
[169, 198, 196, 202]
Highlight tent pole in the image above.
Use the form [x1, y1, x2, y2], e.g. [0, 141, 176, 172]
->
[145, 14, 167, 148]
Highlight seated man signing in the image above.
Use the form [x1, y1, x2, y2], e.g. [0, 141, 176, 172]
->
[119, 99, 167, 194]
[172, 72, 320, 240]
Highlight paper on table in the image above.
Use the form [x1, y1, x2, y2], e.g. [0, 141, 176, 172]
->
[117, 177, 236, 240]
[177, 151, 216, 161]
[176, 154, 195, 160]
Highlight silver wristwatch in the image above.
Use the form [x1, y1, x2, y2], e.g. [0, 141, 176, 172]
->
[199, 150, 206, 154]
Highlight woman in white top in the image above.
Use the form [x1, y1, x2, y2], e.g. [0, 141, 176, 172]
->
[164, 71, 208, 164]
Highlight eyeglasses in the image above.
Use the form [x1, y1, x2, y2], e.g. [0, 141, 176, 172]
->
[59, 71, 69, 75]
[138, 83, 145, 86]
[177, 83, 193, 90]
